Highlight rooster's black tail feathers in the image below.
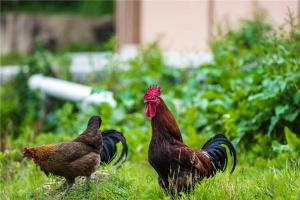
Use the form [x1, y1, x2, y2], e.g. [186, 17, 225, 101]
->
[100, 130, 128, 166]
[201, 134, 236, 175]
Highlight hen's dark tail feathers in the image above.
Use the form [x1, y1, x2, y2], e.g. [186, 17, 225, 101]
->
[100, 130, 128, 166]
[201, 134, 236, 175]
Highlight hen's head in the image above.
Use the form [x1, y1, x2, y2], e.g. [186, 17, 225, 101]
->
[22, 147, 33, 158]
[87, 115, 102, 128]
[144, 85, 161, 118]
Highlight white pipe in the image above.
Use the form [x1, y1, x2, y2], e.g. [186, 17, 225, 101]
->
[0, 65, 28, 83]
[28, 74, 116, 107]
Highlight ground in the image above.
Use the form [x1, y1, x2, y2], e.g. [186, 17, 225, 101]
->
[1, 152, 299, 200]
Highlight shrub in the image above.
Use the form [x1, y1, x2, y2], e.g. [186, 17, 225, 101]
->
[1, 16, 299, 158]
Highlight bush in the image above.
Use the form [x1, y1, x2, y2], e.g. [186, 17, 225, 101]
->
[0, 17, 299, 158]
[1, 14, 300, 200]
[202, 16, 300, 149]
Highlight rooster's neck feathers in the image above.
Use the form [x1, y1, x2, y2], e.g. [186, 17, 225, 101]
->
[151, 97, 183, 141]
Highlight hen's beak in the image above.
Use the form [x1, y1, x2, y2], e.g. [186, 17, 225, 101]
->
[23, 152, 31, 157]
[22, 149, 32, 157]
[144, 100, 147, 103]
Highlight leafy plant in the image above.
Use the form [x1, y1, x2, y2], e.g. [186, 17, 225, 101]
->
[1, 14, 300, 200]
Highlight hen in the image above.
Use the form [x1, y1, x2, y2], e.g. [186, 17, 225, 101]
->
[144, 86, 236, 196]
[23, 115, 128, 197]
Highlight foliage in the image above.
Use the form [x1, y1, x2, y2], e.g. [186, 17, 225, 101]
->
[58, 36, 117, 53]
[0, 51, 27, 66]
[206, 16, 300, 149]
[0, 43, 71, 148]
[1, 0, 114, 16]
[1, 16, 300, 199]
[1, 14, 300, 156]
[92, 17, 300, 157]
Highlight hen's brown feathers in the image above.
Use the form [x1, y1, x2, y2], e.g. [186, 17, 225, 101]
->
[26, 116, 103, 181]
[31, 142, 100, 178]
[73, 116, 103, 150]
[24, 115, 128, 197]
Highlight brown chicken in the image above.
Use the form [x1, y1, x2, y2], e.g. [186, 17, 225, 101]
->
[144, 86, 236, 196]
[23, 115, 128, 197]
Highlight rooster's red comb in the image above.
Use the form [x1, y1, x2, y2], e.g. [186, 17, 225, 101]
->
[144, 85, 161, 99]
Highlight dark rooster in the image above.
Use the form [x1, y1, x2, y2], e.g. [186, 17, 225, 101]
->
[144, 86, 236, 196]
[23, 115, 127, 197]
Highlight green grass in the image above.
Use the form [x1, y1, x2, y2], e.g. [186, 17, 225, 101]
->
[1, 147, 299, 200]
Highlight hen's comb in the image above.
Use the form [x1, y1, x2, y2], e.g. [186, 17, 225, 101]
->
[145, 85, 161, 98]
[22, 147, 30, 153]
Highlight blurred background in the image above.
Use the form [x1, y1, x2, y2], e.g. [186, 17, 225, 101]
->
[0, 0, 299, 54]
[1, 0, 300, 199]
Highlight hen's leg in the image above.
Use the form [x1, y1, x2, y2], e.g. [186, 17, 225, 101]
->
[56, 180, 67, 192]
[85, 176, 91, 192]
[61, 179, 75, 199]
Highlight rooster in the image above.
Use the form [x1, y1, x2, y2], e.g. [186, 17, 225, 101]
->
[144, 86, 236, 196]
[23, 115, 128, 197]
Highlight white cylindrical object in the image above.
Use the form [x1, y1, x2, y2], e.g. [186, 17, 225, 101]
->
[28, 74, 116, 107]
[0, 65, 29, 83]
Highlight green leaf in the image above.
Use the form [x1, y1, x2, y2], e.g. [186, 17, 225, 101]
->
[268, 105, 289, 135]
[285, 127, 300, 151]
[268, 116, 279, 136]
[271, 140, 291, 153]
[293, 92, 300, 104]
[90, 87, 104, 94]
[283, 110, 299, 122]
[275, 105, 288, 116]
